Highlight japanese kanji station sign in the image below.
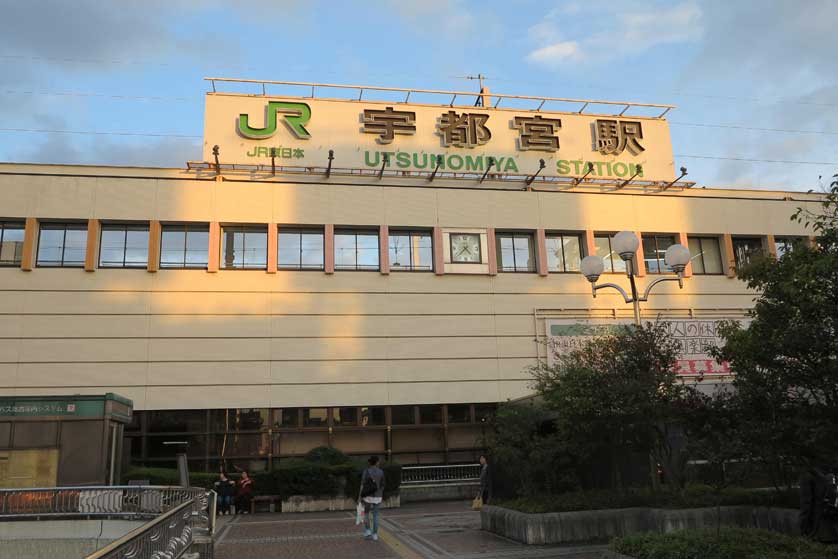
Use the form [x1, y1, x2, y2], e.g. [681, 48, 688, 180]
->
[203, 93, 677, 182]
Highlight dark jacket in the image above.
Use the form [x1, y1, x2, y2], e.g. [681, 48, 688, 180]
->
[479, 463, 492, 499]
[800, 468, 838, 543]
[361, 466, 385, 500]
[237, 477, 254, 497]
[214, 479, 235, 498]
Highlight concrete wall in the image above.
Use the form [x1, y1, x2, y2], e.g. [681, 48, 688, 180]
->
[401, 482, 480, 503]
[0, 163, 820, 410]
[481, 505, 799, 545]
[0, 518, 143, 559]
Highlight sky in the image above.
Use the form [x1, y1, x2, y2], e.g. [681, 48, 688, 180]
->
[1, 0, 836, 192]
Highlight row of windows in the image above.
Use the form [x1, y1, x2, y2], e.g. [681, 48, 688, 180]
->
[126, 404, 498, 434]
[0, 220, 809, 275]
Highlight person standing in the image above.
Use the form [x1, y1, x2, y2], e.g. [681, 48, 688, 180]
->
[359, 456, 386, 541]
[236, 471, 254, 514]
[800, 464, 838, 543]
[214, 472, 235, 515]
[478, 454, 492, 505]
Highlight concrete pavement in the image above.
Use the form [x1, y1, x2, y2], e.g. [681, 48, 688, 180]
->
[214, 500, 614, 559]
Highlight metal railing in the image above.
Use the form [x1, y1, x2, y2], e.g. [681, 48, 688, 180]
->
[0, 485, 207, 519]
[401, 464, 481, 485]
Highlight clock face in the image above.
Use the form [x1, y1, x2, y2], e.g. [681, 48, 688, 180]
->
[450, 233, 482, 263]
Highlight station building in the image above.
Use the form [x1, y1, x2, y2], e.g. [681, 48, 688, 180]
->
[0, 80, 820, 475]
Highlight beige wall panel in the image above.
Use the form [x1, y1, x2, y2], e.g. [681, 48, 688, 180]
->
[148, 361, 270, 386]
[0, 316, 22, 338]
[0, 175, 34, 217]
[385, 337, 498, 360]
[154, 180, 214, 222]
[150, 338, 271, 362]
[214, 181, 274, 223]
[496, 337, 537, 359]
[21, 291, 151, 315]
[15, 362, 149, 387]
[386, 272, 491, 293]
[0, 290, 26, 314]
[267, 383, 391, 408]
[489, 190, 542, 229]
[382, 187, 437, 226]
[0, 364, 18, 387]
[537, 192, 600, 231]
[273, 184, 331, 224]
[498, 358, 539, 380]
[492, 315, 539, 336]
[18, 338, 149, 363]
[146, 384, 267, 409]
[385, 359, 500, 382]
[94, 177, 157, 220]
[0, 340, 19, 363]
[387, 381, 500, 405]
[266, 292, 494, 316]
[33, 175, 96, 219]
[17, 386, 147, 408]
[270, 337, 388, 360]
[436, 189, 490, 227]
[385, 315, 501, 337]
[151, 315, 270, 338]
[329, 186, 385, 226]
[150, 291, 269, 315]
[498, 380, 534, 401]
[271, 360, 389, 384]
[19, 315, 149, 338]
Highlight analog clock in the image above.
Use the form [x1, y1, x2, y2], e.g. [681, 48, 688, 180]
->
[450, 233, 482, 263]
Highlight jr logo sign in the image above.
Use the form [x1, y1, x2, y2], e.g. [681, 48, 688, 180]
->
[237, 101, 312, 140]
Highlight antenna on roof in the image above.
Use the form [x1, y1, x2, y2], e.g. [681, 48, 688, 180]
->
[456, 74, 490, 107]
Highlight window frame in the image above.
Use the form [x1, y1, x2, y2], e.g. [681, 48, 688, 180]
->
[688, 236, 724, 276]
[495, 231, 536, 273]
[545, 231, 584, 273]
[36, 222, 88, 268]
[0, 221, 25, 267]
[159, 223, 210, 270]
[334, 229, 380, 271]
[221, 225, 268, 270]
[277, 227, 325, 271]
[774, 236, 806, 258]
[388, 229, 434, 272]
[642, 233, 677, 275]
[731, 236, 764, 269]
[98, 223, 150, 269]
[593, 233, 627, 274]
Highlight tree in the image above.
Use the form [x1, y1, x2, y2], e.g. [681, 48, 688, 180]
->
[716, 174, 838, 482]
[532, 322, 700, 490]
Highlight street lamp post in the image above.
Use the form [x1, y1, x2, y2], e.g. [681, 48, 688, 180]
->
[579, 231, 691, 326]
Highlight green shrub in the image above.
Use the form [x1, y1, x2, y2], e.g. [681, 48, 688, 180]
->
[304, 446, 351, 465]
[494, 484, 798, 514]
[612, 527, 838, 559]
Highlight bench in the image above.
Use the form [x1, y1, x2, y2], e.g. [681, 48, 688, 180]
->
[250, 495, 281, 514]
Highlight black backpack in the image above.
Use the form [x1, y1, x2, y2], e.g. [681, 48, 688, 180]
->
[361, 471, 379, 498]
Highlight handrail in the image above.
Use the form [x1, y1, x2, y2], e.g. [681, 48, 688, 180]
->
[402, 463, 482, 485]
[203, 77, 675, 118]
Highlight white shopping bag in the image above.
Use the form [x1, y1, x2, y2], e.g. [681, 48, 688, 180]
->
[355, 501, 365, 525]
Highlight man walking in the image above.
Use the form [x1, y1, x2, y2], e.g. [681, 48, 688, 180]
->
[800, 463, 838, 543]
[360, 456, 386, 541]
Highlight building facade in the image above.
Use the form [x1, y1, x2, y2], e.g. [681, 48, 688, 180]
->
[0, 83, 821, 472]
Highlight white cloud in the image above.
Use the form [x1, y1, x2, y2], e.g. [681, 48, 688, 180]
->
[526, 41, 583, 65]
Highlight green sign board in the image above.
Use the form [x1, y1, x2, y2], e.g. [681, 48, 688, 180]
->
[0, 393, 132, 419]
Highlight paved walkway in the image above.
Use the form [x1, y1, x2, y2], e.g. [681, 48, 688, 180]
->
[214, 500, 613, 559]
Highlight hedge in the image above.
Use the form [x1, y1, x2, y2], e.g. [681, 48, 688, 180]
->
[612, 527, 838, 559]
[494, 484, 798, 514]
[125, 461, 402, 499]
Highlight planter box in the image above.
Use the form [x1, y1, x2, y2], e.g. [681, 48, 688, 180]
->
[481, 505, 798, 545]
[281, 494, 400, 513]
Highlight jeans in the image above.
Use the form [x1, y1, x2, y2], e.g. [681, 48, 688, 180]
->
[363, 501, 380, 535]
[217, 495, 233, 514]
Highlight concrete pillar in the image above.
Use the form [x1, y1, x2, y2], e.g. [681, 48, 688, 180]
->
[379, 225, 389, 275]
[85, 219, 100, 272]
[765, 234, 777, 258]
[21, 217, 38, 271]
[722, 234, 736, 278]
[486, 228, 497, 276]
[324, 224, 335, 274]
[208, 222, 220, 273]
[633, 231, 646, 276]
[267, 223, 277, 273]
[536, 229, 549, 276]
[677, 231, 692, 277]
[584, 229, 596, 259]
[433, 227, 444, 275]
[147, 220, 161, 273]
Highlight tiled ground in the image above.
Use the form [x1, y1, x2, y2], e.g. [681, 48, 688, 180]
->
[214, 501, 612, 559]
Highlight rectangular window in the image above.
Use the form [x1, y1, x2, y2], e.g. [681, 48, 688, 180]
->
[474, 403, 497, 423]
[222, 226, 267, 269]
[389, 230, 433, 271]
[302, 407, 328, 427]
[642, 234, 676, 274]
[545, 233, 582, 272]
[333, 407, 358, 426]
[496, 232, 535, 272]
[160, 224, 209, 269]
[335, 230, 379, 271]
[37, 223, 87, 267]
[594, 234, 627, 273]
[99, 223, 149, 268]
[418, 405, 442, 424]
[0, 222, 25, 266]
[360, 406, 386, 426]
[688, 237, 723, 275]
[390, 405, 415, 425]
[447, 404, 471, 424]
[774, 236, 805, 258]
[274, 408, 299, 429]
[278, 228, 325, 270]
[732, 236, 763, 269]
